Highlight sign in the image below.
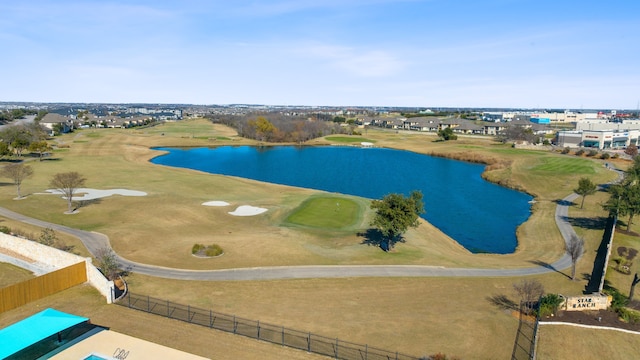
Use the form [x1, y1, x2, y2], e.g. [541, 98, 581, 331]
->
[563, 295, 611, 311]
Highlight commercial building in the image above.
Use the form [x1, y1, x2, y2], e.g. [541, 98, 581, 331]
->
[554, 129, 640, 149]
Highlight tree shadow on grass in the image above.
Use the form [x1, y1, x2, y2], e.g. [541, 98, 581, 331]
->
[487, 294, 518, 311]
[358, 228, 405, 252]
[564, 216, 608, 230]
[76, 198, 102, 210]
[528, 260, 571, 279]
[554, 198, 575, 207]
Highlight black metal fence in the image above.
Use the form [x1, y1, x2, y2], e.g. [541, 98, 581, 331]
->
[511, 301, 539, 360]
[117, 292, 422, 360]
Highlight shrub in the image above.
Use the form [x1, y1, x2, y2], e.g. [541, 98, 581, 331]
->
[191, 243, 204, 254]
[205, 244, 224, 257]
[587, 149, 598, 157]
[0, 226, 11, 234]
[538, 293, 564, 317]
[604, 287, 628, 310]
[575, 149, 585, 156]
[618, 308, 640, 323]
[601, 153, 611, 160]
[613, 153, 620, 159]
[561, 147, 571, 154]
[192, 243, 223, 257]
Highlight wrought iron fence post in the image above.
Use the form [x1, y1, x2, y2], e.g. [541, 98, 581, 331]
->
[335, 338, 339, 359]
[257, 320, 260, 339]
[167, 300, 170, 318]
[233, 315, 237, 334]
[210, 310, 213, 328]
[188, 305, 191, 322]
[147, 295, 150, 312]
[365, 344, 367, 360]
[281, 326, 284, 346]
[307, 332, 311, 352]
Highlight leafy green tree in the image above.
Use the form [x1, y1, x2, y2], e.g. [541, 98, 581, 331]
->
[437, 127, 458, 141]
[248, 116, 277, 142]
[0, 142, 11, 158]
[11, 137, 30, 157]
[574, 177, 597, 209]
[28, 140, 53, 161]
[1, 163, 33, 199]
[49, 171, 86, 213]
[370, 190, 424, 251]
[603, 183, 640, 231]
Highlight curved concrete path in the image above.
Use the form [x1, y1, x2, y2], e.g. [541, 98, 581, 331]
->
[0, 195, 579, 281]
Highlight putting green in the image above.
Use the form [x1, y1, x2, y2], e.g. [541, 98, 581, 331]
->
[284, 196, 363, 230]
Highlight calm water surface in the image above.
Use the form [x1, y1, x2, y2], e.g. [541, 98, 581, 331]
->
[151, 146, 533, 254]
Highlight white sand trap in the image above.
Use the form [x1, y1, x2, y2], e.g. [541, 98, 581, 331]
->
[228, 205, 267, 216]
[44, 188, 147, 201]
[361, 142, 374, 147]
[202, 201, 230, 207]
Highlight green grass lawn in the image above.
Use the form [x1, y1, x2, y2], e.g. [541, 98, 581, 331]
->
[0, 262, 35, 288]
[530, 156, 597, 174]
[284, 196, 364, 229]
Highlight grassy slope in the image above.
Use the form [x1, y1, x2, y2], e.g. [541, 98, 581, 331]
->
[0, 262, 35, 287]
[0, 120, 634, 359]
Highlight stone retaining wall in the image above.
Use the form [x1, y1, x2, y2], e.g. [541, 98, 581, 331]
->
[0, 233, 114, 303]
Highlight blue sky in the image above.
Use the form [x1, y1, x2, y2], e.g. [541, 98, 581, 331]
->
[1, 0, 639, 109]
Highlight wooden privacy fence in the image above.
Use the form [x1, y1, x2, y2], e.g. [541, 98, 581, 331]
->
[0, 262, 87, 313]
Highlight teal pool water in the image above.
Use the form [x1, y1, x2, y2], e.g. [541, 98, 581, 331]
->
[151, 145, 533, 253]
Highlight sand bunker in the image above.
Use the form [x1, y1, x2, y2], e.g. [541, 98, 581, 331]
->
[202, 201, 230, 207]
[228, 205, 268, 216]
[44, 188, 147, 201]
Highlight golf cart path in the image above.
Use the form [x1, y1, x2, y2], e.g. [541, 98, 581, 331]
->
[0, 190, 582, 280]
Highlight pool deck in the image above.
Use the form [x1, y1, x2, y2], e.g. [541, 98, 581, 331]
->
[49, 329, 209, 360]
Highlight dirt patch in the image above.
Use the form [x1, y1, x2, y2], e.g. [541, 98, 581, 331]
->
[615, 228, 640, 237]
[541, 309, 640, 332]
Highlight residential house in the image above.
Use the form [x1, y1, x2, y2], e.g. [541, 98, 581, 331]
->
[40, 113, 75, 135]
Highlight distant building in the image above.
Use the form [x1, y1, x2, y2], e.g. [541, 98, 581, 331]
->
[555, 129, 640, 149]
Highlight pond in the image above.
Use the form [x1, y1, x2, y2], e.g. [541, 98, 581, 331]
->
[151, 145, 533, 254]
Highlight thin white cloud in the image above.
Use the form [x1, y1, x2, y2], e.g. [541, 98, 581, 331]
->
[297, 44, 408, 77]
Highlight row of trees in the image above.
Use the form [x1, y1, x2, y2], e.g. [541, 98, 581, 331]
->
[602, 157, 640, 230]
[208, 113, 356, 143]
[0, 122, 51, 159]
[0, 109, 45, 123]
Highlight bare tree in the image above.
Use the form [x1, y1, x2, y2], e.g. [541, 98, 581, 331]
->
[513, 279, 544, 303]
[37, 227, 58, 247]
[1, 163, 33, 199]
[95, 248, 122, 281]
[566, 234, 584, 280]
[49, 171, 86, 213]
